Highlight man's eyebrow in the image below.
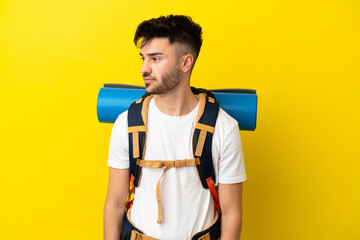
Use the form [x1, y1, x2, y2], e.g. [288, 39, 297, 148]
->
[139, 52, 164, 57]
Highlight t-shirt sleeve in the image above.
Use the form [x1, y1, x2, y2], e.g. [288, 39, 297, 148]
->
[107, 111, 130, 169]
[216, 110, 247, 184]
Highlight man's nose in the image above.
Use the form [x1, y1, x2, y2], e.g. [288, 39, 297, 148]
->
[141, 60, 151, 76]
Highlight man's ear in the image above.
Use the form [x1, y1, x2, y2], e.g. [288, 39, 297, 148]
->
[181, 54, 194, 73]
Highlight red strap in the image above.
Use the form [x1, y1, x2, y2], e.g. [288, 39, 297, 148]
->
[130, 174, 135, 188]
[206, 177, 221, 214]
[126, 174, 135, 210]
[126, 200, 133, 210]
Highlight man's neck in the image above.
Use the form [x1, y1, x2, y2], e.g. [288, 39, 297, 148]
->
[154, 85, 199, 116]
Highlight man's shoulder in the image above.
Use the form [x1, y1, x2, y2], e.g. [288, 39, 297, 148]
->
[213, 107, 239, 141]
[113, 110, 128, 128]
[216, 108, 239, 130]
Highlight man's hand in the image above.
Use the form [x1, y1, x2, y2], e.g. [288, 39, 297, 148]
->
[218, 182, 243, 240]
[104, 168, 130, 240]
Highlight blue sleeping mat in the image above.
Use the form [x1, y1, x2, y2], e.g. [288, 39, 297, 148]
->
[97, 84, 258, 130]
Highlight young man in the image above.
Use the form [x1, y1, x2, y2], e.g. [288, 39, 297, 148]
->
[104, 15, 246, 240]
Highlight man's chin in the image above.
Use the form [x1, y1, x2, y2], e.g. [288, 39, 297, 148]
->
[145, 85, 155, 94]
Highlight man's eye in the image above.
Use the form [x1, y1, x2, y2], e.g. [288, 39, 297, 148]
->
[153, 58, 159, 61]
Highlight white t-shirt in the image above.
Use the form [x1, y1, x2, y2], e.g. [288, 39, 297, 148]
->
[108, 97, 246, 240]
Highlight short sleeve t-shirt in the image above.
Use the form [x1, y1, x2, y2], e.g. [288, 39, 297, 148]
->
[108, 97, 246, 240]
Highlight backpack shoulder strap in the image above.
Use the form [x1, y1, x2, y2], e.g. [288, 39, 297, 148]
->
[193, 93, 220, 189]
[128, 95, 154, 187]
[128, 91, 220, 189]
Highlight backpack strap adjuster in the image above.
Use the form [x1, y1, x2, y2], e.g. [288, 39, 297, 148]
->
[195, 123, 215, 133]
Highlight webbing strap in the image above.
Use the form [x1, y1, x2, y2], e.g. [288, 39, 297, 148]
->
[195, 130, 207, 157]
[137, 158, 200, 223]
[132, 132, 140, 159]
[137, 159, 200, 168]
[130, 230, 159, 240]
[141, 96, 153, 128]
[195, 123, 215, 133]
[206, 177, 221, 215]
[130, 95, 154, 161]
[195, 93, 206, 123]
[208, 97, 215, 103]
[128, 126, 146, 133]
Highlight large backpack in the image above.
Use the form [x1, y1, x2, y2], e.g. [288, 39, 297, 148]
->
[126, 88, 221, 222]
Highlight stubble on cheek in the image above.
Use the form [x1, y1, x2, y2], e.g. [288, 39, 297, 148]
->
[145, 69, 181, 94]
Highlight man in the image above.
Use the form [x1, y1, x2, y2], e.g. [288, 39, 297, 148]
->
[104, 15, 246, 240]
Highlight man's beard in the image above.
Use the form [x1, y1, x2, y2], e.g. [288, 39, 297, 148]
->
[145, 67, 181, 94]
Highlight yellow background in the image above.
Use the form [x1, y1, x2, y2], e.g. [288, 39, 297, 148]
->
[1, 0, 359, 239]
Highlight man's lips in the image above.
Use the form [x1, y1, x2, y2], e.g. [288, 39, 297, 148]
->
[143, 78, 155, 84]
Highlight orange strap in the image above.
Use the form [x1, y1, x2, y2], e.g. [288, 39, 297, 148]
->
[137, 158, 200, 223]
[195, 93, 206, 123]
[141, 95, 154, 127]
[195, 129, 207, 157]
[128, 126, 146, 133]
[206, 177, 221, 215]
[208, 97, 215, 103]
[126, 174, 135, 210]
[130, 230, 159, 240]
[195, 123, 215, 133]
[137, 159, 200, 168]
[132, 132, 140, 159]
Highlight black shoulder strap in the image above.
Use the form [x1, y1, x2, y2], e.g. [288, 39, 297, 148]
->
[128, 90, 220, 190]
[193, 93, 220, 189]
[128, 96, 153, 187]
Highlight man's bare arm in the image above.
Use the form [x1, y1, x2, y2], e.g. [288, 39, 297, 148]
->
[218, 182, 243, 240]
[104, 168, 130, 240]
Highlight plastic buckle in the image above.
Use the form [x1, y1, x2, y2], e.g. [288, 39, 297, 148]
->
[174, 160, 184, 168]
[174, 160, 179, 167]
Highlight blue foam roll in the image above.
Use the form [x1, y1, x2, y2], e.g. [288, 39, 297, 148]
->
[97, 86, 257, 130]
